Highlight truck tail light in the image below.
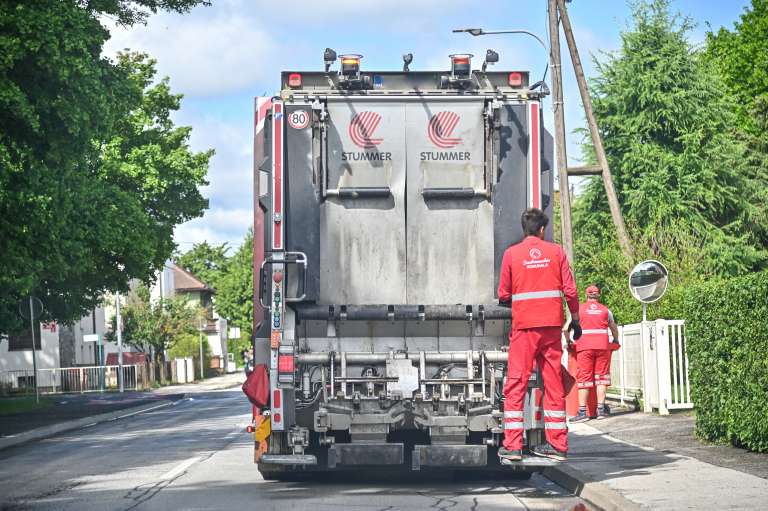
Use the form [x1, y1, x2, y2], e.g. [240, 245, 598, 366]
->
[450, 54, 473, 77]
[340, 54, 362, 76]
[508, 72, 523, 87]
[278, 355, 294, 373]
[288, 73, 302, 88]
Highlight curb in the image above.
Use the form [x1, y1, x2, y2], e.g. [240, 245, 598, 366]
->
[0, 399, 176, 452]
[543, 463, 643, 511]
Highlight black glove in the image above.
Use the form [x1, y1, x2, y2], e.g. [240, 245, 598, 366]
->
[498, 299, 511, 309]
[569, 319, 582, 340]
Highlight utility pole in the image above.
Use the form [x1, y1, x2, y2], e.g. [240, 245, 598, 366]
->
[199, 319, 205, 380]
[556, 0, 634, 261]
[28, 297, 40, 404]
[547, 0, 574, 263]
[116, 291, 123, 393]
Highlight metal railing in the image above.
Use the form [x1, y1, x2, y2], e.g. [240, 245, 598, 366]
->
[0, 365, 141, 395]
[606, 319, 693, 414]
[647, 319, 692, 414]
[606, 323, 644, 405]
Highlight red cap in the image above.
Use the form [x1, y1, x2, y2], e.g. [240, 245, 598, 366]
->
[586, 285, 600, 294]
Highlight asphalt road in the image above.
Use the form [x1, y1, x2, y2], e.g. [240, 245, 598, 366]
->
[0, 389, 588, 510]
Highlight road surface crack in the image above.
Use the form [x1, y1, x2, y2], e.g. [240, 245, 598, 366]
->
[120, 425, 241, 510]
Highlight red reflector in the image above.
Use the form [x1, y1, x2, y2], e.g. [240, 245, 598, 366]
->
[508, 72, 523, 87]
[273, 389, 281, 408]
[278, 355, 294, 373]
[246, 425, 255, 433]
[288, 73, 302, 87]
[273, 413, 281, 423]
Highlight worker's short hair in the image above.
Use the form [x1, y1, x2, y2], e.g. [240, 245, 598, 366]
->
[521, 208, 549, 236]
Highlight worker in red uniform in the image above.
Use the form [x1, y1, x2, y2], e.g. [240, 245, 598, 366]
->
[497, 208, 581, 462]
[568, 285, 619, 421]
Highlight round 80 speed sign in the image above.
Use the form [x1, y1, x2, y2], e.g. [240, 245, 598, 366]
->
[287, 110, 310, 129]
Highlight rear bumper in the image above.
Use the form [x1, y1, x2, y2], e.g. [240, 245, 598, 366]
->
[258, 444, 559, 472]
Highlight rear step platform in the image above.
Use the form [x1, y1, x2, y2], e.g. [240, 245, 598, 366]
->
[260, 454, 317, 466]
[500, 456, 562, 467]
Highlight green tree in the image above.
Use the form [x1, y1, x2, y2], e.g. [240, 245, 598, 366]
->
[176, 231, 254, 361]
[571, 0, 768, 321]
[107, 284, 204, 362]
[706, 0, 768, 248]
[175, 241, 230, 291]
[215, 231, 254, 359]
[0, 0, 210, 332]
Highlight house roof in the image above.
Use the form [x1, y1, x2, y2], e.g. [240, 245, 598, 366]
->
[171, 263, 215, 293]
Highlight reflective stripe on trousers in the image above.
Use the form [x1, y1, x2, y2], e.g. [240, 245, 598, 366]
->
[504, 409, 524, 430]
[511, 290, 563, 301]
[544, 409, 567, 430]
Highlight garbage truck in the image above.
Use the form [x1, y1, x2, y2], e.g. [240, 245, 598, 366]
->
[247, 50, 556, 478]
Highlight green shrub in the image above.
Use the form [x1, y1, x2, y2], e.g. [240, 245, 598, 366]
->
[683, 271, 768, 452]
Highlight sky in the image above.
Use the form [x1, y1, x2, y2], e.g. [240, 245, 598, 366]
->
[102, 0, 752, 252]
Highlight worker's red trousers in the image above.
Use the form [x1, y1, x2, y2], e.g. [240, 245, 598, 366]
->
[503, 326, 568, 452]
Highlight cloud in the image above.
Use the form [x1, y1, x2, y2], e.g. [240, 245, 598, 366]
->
[169, 108, 253, 209]
[175, 208, 252, 250]
[103, 4, 275, 97]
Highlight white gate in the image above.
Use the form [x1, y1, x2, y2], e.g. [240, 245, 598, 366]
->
[607, 320, 692, 415]
[644, 320, 691, 414]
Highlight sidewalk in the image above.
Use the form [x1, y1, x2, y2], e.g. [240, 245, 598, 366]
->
[550, 411, 768, 510]
[0, 372, 244, 440]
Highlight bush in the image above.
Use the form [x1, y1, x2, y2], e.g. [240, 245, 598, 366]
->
[682, 271, 768, 452]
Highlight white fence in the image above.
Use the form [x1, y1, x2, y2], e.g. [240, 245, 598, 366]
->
[607, 319, 692, 415]
[0, 365, 140, 395]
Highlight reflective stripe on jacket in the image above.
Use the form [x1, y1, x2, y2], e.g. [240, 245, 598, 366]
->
[498, 236, 579, 329]
[576, 299, 610, 351]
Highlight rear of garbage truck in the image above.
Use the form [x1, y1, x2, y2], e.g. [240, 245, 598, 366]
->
[249, 52, 557, 478]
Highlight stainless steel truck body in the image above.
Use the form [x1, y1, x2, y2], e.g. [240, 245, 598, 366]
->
[251, 55, 556, 477]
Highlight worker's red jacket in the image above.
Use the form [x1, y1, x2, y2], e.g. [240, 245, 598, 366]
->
[575, 300, 611, 351]
[498, 235, 579, 330]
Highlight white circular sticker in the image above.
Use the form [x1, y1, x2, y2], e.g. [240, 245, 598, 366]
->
[287, 110, 310, 129]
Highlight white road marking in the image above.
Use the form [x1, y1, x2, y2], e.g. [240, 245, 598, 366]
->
[159, 456, 202, 481]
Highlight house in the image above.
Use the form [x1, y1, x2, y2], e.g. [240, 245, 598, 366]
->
[151, 262, 229, 374]
[0, 307, 111, 391]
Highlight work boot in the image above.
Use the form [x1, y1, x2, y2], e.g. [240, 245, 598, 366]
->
[571, 408, 590, 423]
[531, 443, 568, 462]
[498, 447, 523, 463]
[597, 404, 610, 420]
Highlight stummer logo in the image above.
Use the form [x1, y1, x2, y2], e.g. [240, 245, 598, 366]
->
[427, 111, 462, 148]
[349, 111, 383, 148]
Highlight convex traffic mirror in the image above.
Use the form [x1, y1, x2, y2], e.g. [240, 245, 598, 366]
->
[628, 260, 669, 303]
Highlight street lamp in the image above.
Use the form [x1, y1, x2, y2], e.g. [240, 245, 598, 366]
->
[453, 27, 550, 84]
[453, 28, 548, 52]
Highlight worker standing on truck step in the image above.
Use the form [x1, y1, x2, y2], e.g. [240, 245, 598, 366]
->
[497, 208, 581, 462]
[568, 285, 620, 422]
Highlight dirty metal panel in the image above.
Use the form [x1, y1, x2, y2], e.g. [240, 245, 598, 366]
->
[405, 100, 494, 305]
[320, 101, 406, 304]
[494, 103, 529, 292]
[413, 445, 487, 469]
[328, 443, 404, 468]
